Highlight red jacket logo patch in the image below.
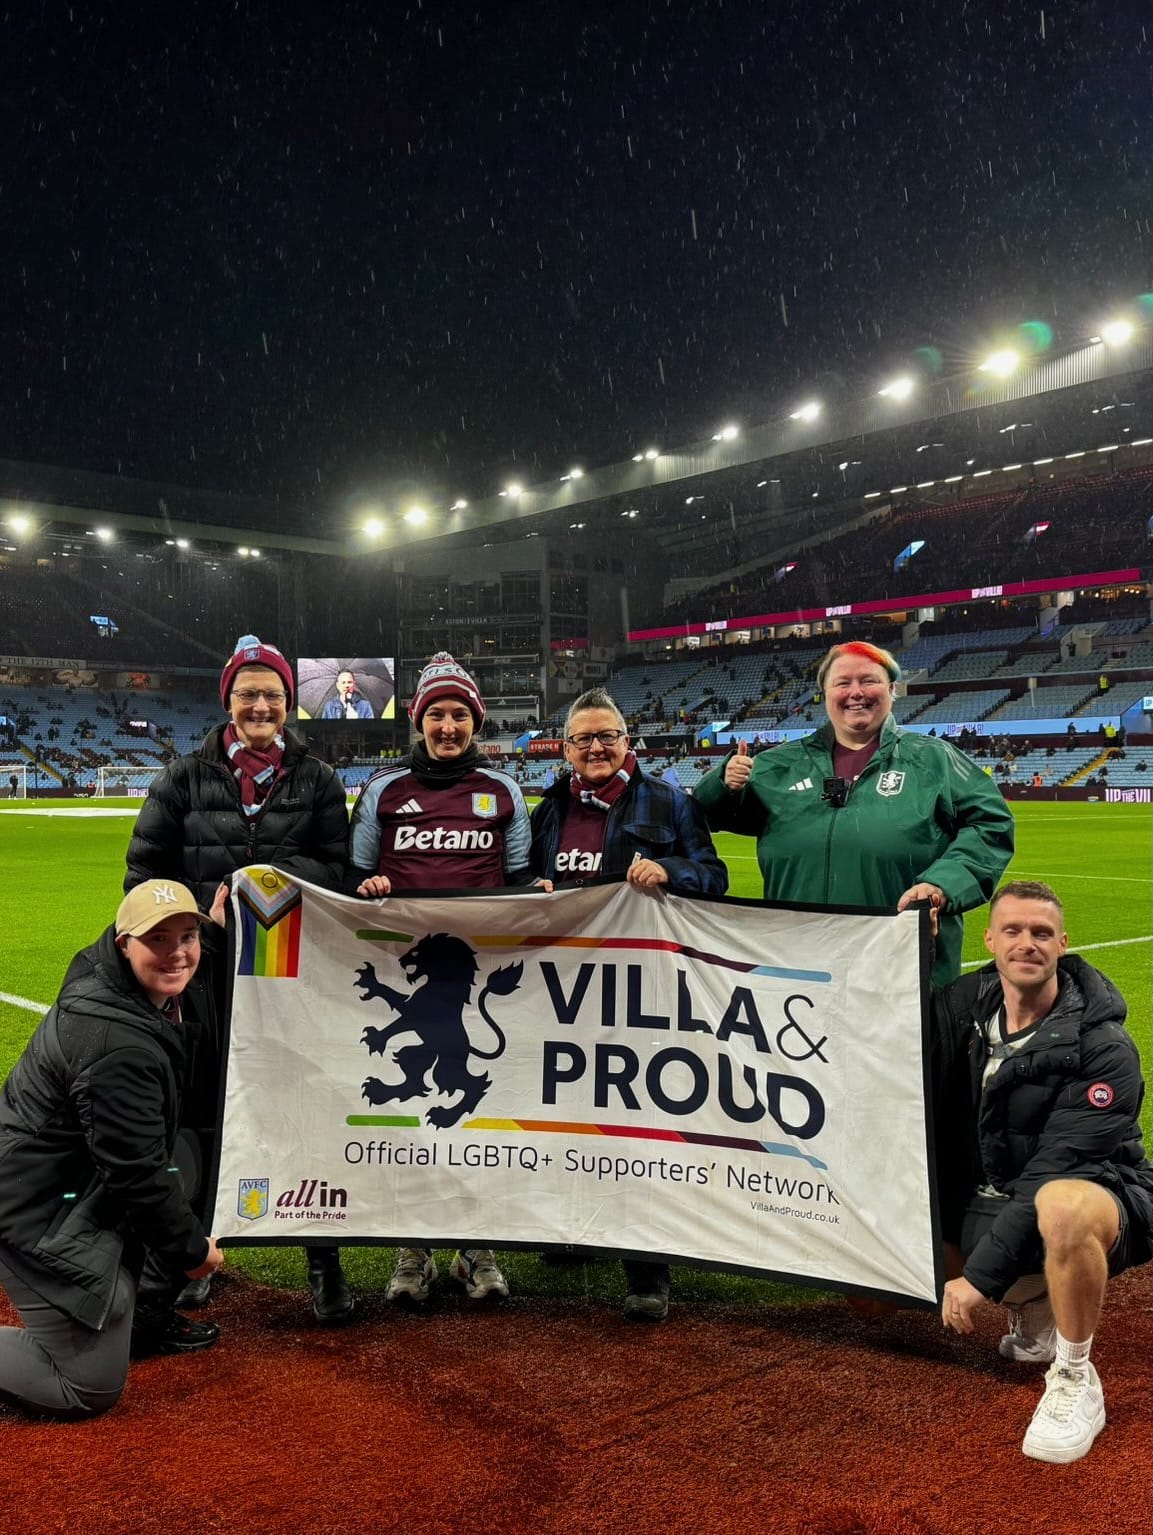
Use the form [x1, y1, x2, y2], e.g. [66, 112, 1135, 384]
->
[1087, 1082, 1115, 1109]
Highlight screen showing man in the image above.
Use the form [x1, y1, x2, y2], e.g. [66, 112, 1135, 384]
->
[322, 670, 374, 720]
[295, 658, 396, 720]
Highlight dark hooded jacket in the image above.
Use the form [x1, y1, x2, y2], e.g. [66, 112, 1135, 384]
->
[933, 952, 1153, 1301]
[124, 724, 348, 909]
[0, 928, 211, 1330]
[529, 767, 728, 895]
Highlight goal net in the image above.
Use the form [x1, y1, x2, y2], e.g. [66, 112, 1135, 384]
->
[96, 764, 164, 799]
[0, 763, 29, 799]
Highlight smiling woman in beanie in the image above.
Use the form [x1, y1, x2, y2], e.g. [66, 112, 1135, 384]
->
[124, 634, 352, 1328]
[348, 651, 532, 1307]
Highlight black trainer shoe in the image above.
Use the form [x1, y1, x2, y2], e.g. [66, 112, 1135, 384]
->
[131, 1309, 220, 1356]
[176, 1274, 213, 1309]
[623, 1287, 670, 1323]
[307, 1252, 355, 1325]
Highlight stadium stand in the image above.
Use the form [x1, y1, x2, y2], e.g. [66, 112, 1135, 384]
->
[655, 465, 1153, 629]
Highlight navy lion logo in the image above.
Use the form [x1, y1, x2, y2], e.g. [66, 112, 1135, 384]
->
[354, 933, 523, 1128]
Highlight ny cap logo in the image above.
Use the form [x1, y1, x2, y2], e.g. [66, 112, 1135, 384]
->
[153, 883, 179, 905]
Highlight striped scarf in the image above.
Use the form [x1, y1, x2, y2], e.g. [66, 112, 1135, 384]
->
[223, 723, 285, 818]
[570, 750, 637, 812]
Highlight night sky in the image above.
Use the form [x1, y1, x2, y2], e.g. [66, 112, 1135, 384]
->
[3, 0, 1150, 514]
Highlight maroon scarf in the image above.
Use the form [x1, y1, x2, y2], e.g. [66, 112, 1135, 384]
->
[570, 750, 638, 812]
[223, 723, 285, 817]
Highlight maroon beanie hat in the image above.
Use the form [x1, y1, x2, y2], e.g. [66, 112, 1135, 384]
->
[220, 634, 295, 710]
[408, 651, 486, 728]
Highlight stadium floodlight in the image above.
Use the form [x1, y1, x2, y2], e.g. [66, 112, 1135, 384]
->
[631, 453, 644, 462]
[569, 522, 586, 530]
[94, 527, 114, 543]
[176, 538, 190, 549]
[563, 466, 584, 480]
[249, 548, 262, 558]
[943, 475, 963, 483]
[502, 482, 524, 499]
[404, 506, 428, 525]
[620, 508, 640, 518]
[978, 348, 1019, 378]
[888, 486, 908, 494]
[1099, 320, 1134, 347]
[789, 401, 821, 422]
[450, 498, 468, 510]
[1001, 463, 1023, 471]
[362, 517, 385, 538]
[7, 514, 31, 535]
[712, 423, 740, 442]
[238, 546, 250, 557]
[878, 375, 914, 401]
[644, 447, 660, 460]
[863, 491, 882, 499]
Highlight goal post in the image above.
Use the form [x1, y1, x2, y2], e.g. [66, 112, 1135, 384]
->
[0, 763, 29, 799]
[96, 764, 163, 799]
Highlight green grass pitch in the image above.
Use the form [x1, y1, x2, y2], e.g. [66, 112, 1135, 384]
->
[0, 798, 1148, 1306]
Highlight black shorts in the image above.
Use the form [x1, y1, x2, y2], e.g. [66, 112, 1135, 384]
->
[961, 1185, 1136, 1280]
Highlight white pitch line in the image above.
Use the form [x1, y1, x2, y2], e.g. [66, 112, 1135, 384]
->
[0, 990, 49, 1015]
[962, 935, 1152, 969]
[1013, 870, 1153, 884]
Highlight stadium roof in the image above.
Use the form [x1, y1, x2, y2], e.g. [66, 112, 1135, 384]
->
[1, 331, 1150, 564]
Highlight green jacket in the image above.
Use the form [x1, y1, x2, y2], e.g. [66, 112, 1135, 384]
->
[695, 718, 1014, 984]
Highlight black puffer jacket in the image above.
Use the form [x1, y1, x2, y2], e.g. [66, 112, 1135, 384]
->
[0, 928, 211, 1329]
[125, 725, 349, 908]
[933, 953, 1153, 1301]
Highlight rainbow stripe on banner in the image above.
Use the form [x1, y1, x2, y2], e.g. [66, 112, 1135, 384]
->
[465, 1117, 829, 1169]
[343, 1112, 828, 1170]
[472, 933, 831, 984]
[235, 869, 304, 979]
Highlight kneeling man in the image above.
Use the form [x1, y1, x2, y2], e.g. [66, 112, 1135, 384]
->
[935, 880, 1153, 1463]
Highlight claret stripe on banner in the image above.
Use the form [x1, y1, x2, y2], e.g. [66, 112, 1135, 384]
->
[472, 933, 832, 984]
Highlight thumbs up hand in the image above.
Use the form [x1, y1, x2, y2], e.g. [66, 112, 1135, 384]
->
[723, 738, 754, 790]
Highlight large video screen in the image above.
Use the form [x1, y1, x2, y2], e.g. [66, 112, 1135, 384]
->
[296, 657, 396, 721]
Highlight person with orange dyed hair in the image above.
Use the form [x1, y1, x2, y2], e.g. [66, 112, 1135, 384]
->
[694, 639, 1014, 984]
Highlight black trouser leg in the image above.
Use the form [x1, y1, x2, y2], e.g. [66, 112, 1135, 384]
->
[622, 1259, 670, 1296]
[305, 1245, 354, 1325]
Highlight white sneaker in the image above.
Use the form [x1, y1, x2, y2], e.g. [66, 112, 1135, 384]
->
[386, 1248, 436, 1306]
[999, 1294, 1057, 1363]
[449, 1248, 509, 1301]
[1022, 1361, 1106, 1463]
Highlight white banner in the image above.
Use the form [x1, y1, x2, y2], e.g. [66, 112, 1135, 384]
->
[211, 870, 940, 1304]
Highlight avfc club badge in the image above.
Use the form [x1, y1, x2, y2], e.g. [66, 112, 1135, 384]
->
[237, 1177, 270, 1221]
[876, 770, 906, 797]
[472, 792, 498, 818]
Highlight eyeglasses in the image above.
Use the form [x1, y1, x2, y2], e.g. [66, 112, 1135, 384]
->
[231, 689, 287, 705]
[565, 729, 627, 750]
